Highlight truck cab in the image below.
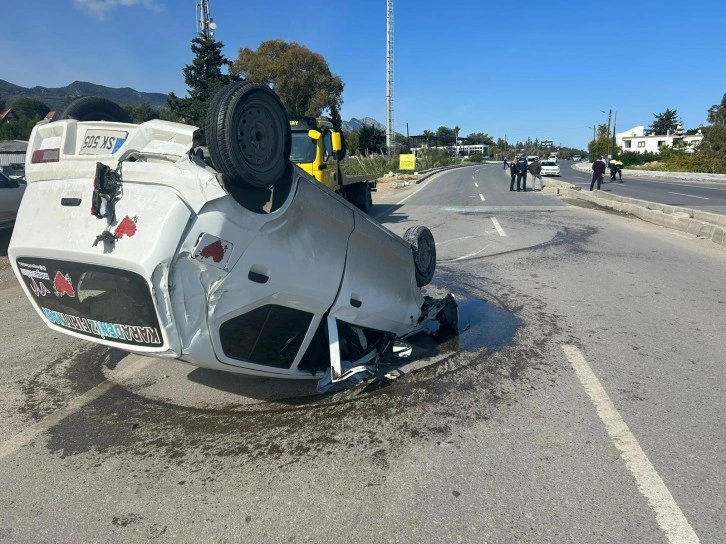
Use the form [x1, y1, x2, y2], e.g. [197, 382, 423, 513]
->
[289, 116, 341, 191]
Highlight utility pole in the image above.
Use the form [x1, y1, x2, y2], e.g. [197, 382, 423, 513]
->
[611, 111, 617, 157]
[386, 0, 394, 156]
[605, 109, 612, 160]
[197, 0, 216, 39]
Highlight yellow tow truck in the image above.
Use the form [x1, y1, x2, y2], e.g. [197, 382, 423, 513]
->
[289, 116, 377, 212]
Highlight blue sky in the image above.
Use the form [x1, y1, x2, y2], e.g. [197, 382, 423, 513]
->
[3, 0, 725, 149]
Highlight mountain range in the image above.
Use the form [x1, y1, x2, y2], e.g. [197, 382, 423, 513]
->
[0, 80, 385, 131]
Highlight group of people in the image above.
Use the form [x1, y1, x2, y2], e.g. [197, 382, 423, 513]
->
[590, 157, 623, 190]
[502, 154, 623, 192]
[505, 155, 544, 192]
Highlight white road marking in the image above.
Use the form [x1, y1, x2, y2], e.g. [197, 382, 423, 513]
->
[474, 182, 479, 188]
[667, 191, 708, 200]
[562, 345, 701, 544]
[491, 217, 506, 236]
[0, 356, 153, 462]
[436, 235, 478, 246]
[479, 193, 485, 201]
[449, 246, 489, 262]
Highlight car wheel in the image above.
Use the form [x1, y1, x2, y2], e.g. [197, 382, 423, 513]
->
[61, 96, 133, 123]
[404, 225, 436, 287]
[205, 82, 291, 189]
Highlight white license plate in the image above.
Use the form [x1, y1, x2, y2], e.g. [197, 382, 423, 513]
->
[79, 129, 128, 155]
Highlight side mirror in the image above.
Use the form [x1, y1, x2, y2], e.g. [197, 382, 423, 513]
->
[331, 132, 342, 152]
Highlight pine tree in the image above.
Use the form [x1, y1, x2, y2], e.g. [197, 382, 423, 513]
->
[168, 35, 240, 145]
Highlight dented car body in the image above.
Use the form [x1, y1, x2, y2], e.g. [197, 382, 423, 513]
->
[10, 83, 455, 384]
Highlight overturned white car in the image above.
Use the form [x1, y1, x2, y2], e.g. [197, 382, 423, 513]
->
[9, 82, 456, 384]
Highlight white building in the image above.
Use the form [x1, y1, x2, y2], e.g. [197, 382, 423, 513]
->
[616, 126, 704, 154]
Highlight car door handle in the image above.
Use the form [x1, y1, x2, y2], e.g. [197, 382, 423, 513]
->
[248, 265, 269, 284]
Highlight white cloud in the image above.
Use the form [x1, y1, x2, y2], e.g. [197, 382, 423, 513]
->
[74, 0, 165, 20]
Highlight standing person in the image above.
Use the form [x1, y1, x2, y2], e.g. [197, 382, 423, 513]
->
[516, 154, 529, 191]
[590, 156, 606, 191]
[529, 157, 543, 191]
[503, 156, 508, 170]
[509, 158, 517, 191]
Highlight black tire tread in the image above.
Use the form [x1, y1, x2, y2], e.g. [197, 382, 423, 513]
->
[61, 96, 132, 123]
[403, 225, 436, 287]
[205, 81, 291, 189]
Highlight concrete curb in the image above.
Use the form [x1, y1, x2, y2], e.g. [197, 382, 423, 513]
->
[543, 178, 726, 248]
[571, 161, 726, 183]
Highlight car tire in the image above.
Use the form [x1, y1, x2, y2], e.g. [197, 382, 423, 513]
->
[205, 82, 291, 189]
[61, 96, 133, 123]
[404, 225, 436, 287]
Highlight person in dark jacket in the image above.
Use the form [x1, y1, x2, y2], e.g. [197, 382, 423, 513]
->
[590, 156, 606, 190]
[528, 157, 543, 191]
[509, 158, 517, 190]
[515, 155, 529, 191]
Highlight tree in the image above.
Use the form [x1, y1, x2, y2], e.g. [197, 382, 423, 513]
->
[358, 125, 385, 155]
[168, 35, 240, 145]
[466, 132, 495, 145]
[343, 130, 359, 156]
[647, 108, 681, 136]
[232, 40, 343, 118]
[436, 126, 455, 146]
[11, 97, 50, 120]
[707, 93, 726, 126]
[121, 103, 180, 124]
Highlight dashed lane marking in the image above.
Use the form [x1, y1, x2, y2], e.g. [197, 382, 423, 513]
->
[562, 345, 701, 544]
[667, 191, 708, 200]
[491, 217, 506, 236]
[479, 193, 485, 201]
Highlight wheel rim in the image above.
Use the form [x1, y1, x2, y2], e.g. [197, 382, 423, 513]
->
[236, 100, 279, 171]
[415, 237, 433, 271]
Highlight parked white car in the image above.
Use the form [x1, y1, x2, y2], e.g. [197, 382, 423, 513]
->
[0, 171, 25, 230]
[9, 82, 457, 385]
[540, 160, 561, 176]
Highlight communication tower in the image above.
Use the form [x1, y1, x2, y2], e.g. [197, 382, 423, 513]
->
[386, 0, 394, 154]
[197, 0, 217, 38]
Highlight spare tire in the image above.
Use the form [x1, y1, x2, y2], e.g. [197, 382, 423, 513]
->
[404, 225, 436, 287]
[61, 96, 132, 123]
[205, 82, 291, 189]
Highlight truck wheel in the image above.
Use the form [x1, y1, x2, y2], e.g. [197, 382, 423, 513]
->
[404, 225, 436, 287]
[347, 181, 371, 213]
[205, 82, 291, 189]
[61, 96, 132, 123]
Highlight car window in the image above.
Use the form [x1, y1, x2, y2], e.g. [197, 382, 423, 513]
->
[290, 132, 318, 163]
[0, 172, 14, 188]
[14, 257, 163, 347]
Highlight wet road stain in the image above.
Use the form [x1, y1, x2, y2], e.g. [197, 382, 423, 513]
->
[39, 275, 565, 479]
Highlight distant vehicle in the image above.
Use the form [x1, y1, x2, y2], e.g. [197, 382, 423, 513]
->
[1, 163, 25, 179]
[548, 154, 558, 162]
[572, 155, 582, 162]
[526, 155, 539, 165]
[0, 170, 26, 229]
[540, 160, 561, 176]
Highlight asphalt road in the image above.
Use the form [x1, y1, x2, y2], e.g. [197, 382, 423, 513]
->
[559, 161, 726, 215]
[0, 166, 724, 543]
